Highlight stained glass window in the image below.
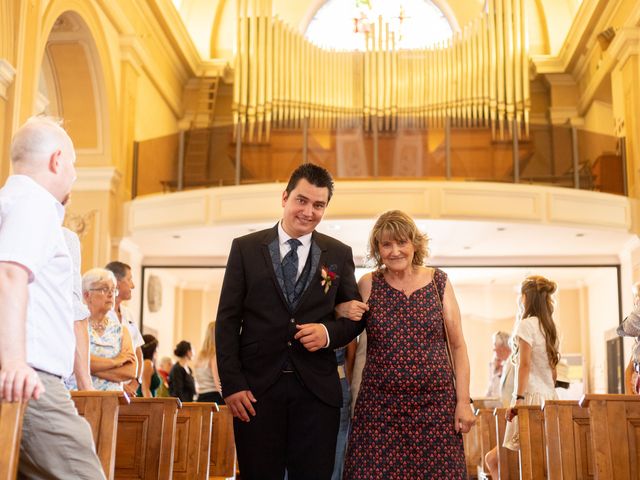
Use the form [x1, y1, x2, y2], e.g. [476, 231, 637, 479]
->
[305, 0, 453, 51]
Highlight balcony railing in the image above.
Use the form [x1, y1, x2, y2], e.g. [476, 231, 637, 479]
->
[132, 119, 626, 198]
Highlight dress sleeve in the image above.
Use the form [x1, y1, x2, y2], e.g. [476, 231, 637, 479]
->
[514, 317, 536, 346]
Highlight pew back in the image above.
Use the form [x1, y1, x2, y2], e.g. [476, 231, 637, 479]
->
[71, 391, 129, 480]
[0, 401, 27, 480]
[517, 405, 547, 479]
[210, 405, 236, 479]
[543, 400, 593, 480]
[494, 407, 519, 480]
[581, 394, 640, 480]
[174, 402, 216, 480]
[115, 397, 181, 480]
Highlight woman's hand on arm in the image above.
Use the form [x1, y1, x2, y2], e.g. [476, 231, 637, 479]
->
[335, 300, 369, 321]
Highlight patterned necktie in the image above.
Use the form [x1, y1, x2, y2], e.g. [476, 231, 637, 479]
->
[282, 238, 302, 305]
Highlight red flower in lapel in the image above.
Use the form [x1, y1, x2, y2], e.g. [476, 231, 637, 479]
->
[320, 265, 338, 294]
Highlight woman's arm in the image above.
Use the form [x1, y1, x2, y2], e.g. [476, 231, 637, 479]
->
[210, 357, 222, 393]
[140, 359, 154, 397]
[170, 365, 185, 400]
[91, 329, 137, 382]
[513, 337, 532, 402]
[442, 278, 475, 433]
[345, 339, 357, 383]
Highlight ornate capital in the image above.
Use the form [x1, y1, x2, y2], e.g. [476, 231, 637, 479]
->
[0, 58, 16, 100]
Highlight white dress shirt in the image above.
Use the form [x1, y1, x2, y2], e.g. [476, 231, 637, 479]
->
[0, 175, 75, 378]
[278, 221, 330, 347]
[108, 305, 144, 349]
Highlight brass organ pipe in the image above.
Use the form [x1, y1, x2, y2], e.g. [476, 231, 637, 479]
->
[513, 0, 522, 138]
[495, 0, 506, 139]
[521, 0, 530, 138]
[503, 0, 515, 139]
[488, 0, 497, 139]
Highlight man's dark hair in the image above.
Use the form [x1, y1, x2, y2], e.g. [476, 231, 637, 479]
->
[105, 261, 131, 281]
[285, 163, 334, 202]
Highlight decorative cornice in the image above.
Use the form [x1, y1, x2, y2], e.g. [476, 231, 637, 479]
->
[608, 28, 640, 67]
[74, 167, 122, 193]
[0, 58, 16, 100]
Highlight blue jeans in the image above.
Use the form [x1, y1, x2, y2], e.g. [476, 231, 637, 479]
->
[331, 376, 351, 480]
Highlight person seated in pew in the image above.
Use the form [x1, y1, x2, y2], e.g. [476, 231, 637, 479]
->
[169, 340, 197, 402]
[157, 356, 173, 397]
[486, 330, 511, 398]
[194, 322, 224, 404]
[485, 275, 560, 477]
[137, 334, 162, 397]
[617, 281, 640, 394]
[82, 268, 137, 390]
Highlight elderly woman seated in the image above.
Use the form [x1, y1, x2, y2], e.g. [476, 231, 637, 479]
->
[82, 268, 137, 390]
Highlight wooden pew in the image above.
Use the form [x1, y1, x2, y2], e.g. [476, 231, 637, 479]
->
[173, 402, 217, 480]
[543, 400, 593, 480]
[0, 401, 27, 480]
[580, 394, 640, 479]
[476, 408, 497, 479]
[494, 407, 519, 480]
[463, 398, 501, 477]
[517, 405, 547, 479]
[209, 405, 236, 480]
[115, 397, 181, 480]
[71, 391, 129, 480]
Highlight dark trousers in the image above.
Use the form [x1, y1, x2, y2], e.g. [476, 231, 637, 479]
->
[234, 372, 340, 480]
[197, 391, 225, 404]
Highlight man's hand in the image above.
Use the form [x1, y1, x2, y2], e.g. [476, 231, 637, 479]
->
[124, 379, 139, 397]
[335, 300, 369, 321]
[294, 324, 328, 352]
[225, 390, 257, 422]
[0, 361, 45, 402]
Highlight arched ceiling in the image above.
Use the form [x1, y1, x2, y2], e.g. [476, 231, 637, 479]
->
[175, 0, 583, 61]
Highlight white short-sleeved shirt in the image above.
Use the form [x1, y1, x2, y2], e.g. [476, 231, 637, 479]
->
[62, 227, 90, 321]
[0, 175, 75, 378]
[108, 305, 144, 349]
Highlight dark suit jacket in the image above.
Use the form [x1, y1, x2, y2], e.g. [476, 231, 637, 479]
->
[216, 224, 364, 407]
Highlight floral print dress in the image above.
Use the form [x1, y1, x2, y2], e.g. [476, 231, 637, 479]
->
[90, 315, 124, 391]
[343, 268, 466, 479]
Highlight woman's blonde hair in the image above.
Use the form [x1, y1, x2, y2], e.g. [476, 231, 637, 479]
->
[197, 322, 216, 364]
[367, 210, 429, 269]
[517, 275, 560, 369]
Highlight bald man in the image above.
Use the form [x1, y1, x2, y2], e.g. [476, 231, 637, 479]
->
[0, 117, 105, 478]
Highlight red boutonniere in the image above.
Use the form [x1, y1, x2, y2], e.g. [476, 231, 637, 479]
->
[320, 265, 338, 294]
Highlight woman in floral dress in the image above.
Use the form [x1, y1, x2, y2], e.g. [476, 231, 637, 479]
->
[341, 210, 475, 479]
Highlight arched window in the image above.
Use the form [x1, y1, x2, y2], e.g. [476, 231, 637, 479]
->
[305, 0, 453, 51]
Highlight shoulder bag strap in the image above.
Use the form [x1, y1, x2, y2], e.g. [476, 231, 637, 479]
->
[433, 268, 456, 387]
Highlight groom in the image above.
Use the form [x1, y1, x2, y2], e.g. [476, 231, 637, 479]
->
[216, 163, 365, 480]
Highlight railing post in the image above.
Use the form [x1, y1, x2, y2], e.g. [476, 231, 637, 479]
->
[512, 117, 520, 183]
[177, 130, 185, 191]
[445, 117, 451, 179]
[373, 116, 379, 177]
[235, 123, 242, 185]
[303, 117, 309, 164]
[620, 137, 628, 196]
[571, 124, 580, 189]
[132, 141, 139, 199]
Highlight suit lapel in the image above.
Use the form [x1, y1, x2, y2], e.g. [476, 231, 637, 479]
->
[261, 225, 290, 310]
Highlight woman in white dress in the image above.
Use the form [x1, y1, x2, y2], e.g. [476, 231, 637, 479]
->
[485, 275, 560, 476]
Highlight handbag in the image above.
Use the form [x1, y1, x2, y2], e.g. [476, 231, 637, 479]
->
[433, 271, 456, 388]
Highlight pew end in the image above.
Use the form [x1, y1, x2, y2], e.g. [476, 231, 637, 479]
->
[0, 400, 27, 480]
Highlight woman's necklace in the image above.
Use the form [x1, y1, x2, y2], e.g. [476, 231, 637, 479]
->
[90, 317, 108, 336]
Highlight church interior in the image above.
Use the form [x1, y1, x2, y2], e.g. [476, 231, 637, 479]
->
[2, 0, 640, 477]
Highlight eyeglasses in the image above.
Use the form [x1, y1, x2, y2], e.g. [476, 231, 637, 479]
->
[89, 287, 119, 296]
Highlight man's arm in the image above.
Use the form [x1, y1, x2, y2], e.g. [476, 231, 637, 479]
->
[73, 319, 94, 390]
[215, 239, 257, 422]
[124, 346, 143, 397]
[0, 262, 45, 401]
